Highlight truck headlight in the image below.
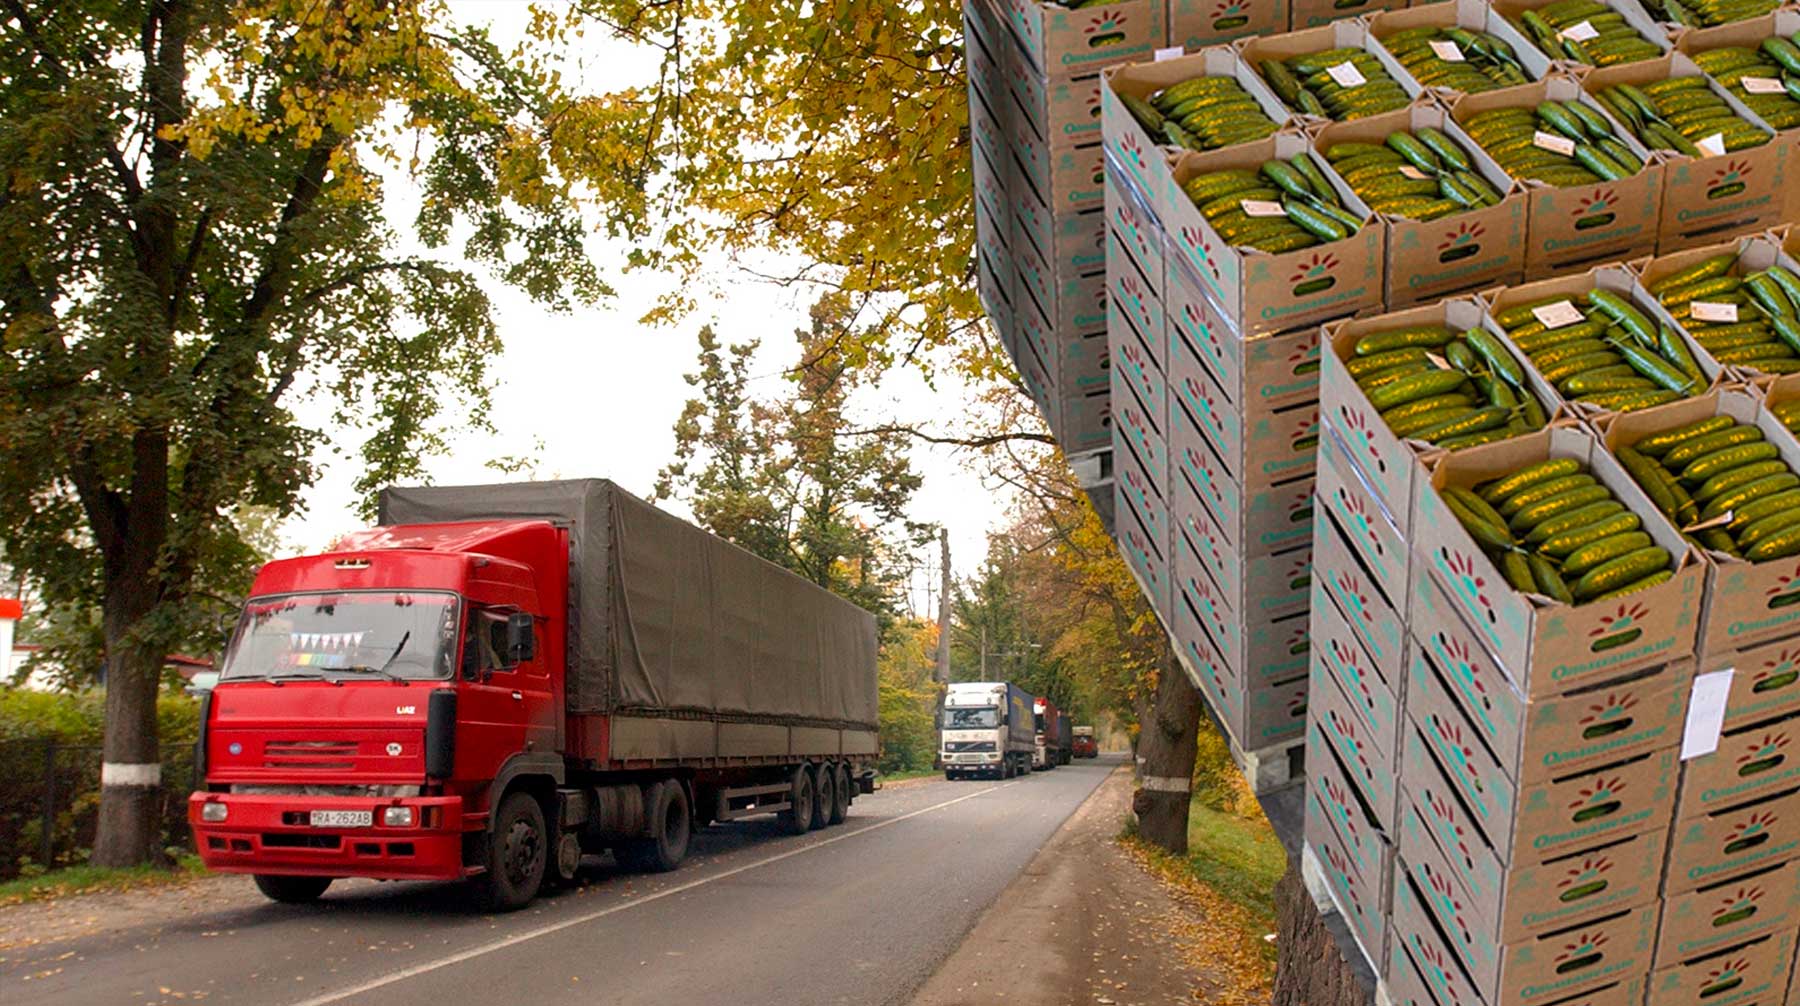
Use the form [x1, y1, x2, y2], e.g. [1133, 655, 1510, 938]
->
[382, 806, 416, 827]
[201, 801, 228, 823]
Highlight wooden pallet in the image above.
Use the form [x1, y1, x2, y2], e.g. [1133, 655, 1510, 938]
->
[1066, 446, 1111, 489]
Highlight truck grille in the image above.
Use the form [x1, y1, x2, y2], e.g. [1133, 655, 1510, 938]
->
[263, 740, 358, 770]
[943, 740, 996, 753]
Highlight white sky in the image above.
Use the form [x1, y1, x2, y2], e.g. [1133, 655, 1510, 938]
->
[277, 2, 1015, 618]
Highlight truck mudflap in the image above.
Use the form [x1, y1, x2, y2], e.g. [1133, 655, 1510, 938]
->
[189, 792, 466, 881]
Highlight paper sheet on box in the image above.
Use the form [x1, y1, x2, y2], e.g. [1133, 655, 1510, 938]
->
[1682, 669, 1734, 760]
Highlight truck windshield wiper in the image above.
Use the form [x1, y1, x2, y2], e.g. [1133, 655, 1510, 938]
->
[340, 631, 410, 683]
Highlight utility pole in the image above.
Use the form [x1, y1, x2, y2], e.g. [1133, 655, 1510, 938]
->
[934, 528, 952, 684]
[980, 625, 987, 678]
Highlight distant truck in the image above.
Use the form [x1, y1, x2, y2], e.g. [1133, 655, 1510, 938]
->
[189, 479, 879, 911]
[1033, 697, 1069, 769]
[941, 681, 1035, 779]
[1072, 726, 1098, 758]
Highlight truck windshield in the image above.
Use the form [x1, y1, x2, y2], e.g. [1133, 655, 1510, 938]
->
[220, 592, 459, 682]
[943, 707, 999, 730]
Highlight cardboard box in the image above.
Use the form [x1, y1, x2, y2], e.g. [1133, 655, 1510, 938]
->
[1579, 55, 1789, 254]
[1309, 102, 1530, 308]
[1110, 290, 1168, 439]
[1673, 11, 1800, 229]
[1367, 0, 1555, 96]
[1666, 783, 1800, 895]
[1400, 778, 1665, 948]
[1414, 425, 1706, 696]
[1311, 715, 1398, 882]
[1488, 0, 1669, 68]
[1700, 632, 1800, 735]
[1174, 579, 1246, 727]
[1108, 236, 1166, 377]
[1117, 481, 1171, 615]
[1392, 862, 1662, 1006]
[1114, 358, 1169, 479]
[1600, 389, 1800, 656]
[1307, 826, 1389, 970]
[1389, 937, 1648, 1006]
[1167, 263, 1321, 410]
[1008, 63, 1103, 151]
[1236, 20, 1426, 120]
[1288, 0, 1408, 30]
[1021, 294, 1109, 396]
[1052, 385, 1114, 454]
[1169, 361, 1318, 489]
[1168, 0, 1286, 49]
[1406, 707, 1679, 865]
[1633, 235, 1797, 383]
[1654, 860, 1800, 966]
[1646, 927, 1796, 1006]
[1316, 501, 1409, 682]
[1011, 197, 1105, 281]
[1114, 404, 1170, 552]
[1002, 0, 1169, 80]
[1020, 249, 1109, 337]
[1319, 419, 1410, 606]
[1314, 557, 1403, 759]
[1105, 166, 1166, 300]
[1011, 123, 1106, 214]
[1099, 45, 1294, 228]
[1312, 621, 1401, 825]
[1162, 132, 1386, 337]
[1321, 298, 1557, 534]
[1173, 475, 1314, 620]
[1676, 708, 1800, 822]
[1449, 79, 1665, 279]
[1178, 547, 1311, 683]
[1170, 403, 1318, 556]
[1175, 595, 1308, 746]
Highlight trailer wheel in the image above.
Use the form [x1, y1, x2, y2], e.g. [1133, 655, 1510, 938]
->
[829, 764, 850, 825]
[475, 790, 547, 912]
[253, 875, 332, 904]
[808, 764, 832, 830]
[618, 781, 691, 873]
[781, 764, 815, 835]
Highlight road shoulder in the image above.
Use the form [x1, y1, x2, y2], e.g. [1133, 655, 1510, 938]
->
[909, 765, 1234, 1006]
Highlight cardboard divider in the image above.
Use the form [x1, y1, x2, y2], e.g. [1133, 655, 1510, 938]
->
[1390, 855, 1662, 1006]
[1653, 859, 1800, 966]
[1412, 425, 1705, 694]
[1169, 0, 1287, 50]
[1630, 233, 1791, 384]
[1236, 20, 1425, 119]
[1600, 388, 1800, 655]
[1644, 926, 1796, 1006]
[1308, 102, 1531, 307]
[1665, 781, 1800, 895]
[1163, 131, 1387, 336]
[1100, 45, 1296, 231]
[1479, 261, 1721, 421]
[1487, 0, 1671, 70]
[1578, 53, 1790, 253]
[1001, 0, 1169, 80]
[1366, 0, 1556, 97]
[1448, 78, 1666, 278]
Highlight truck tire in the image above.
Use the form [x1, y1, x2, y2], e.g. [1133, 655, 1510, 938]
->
[618, 780, 691, 873]
[808, 764, 832, 830]
[829, 764, 850, 825]
[253, 874, 332, 904]
[781, 764, 815, 836]
[475, 790, 547, 912]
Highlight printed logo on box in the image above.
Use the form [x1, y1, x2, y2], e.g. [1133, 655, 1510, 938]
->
[1336, 404, 1388, 477]
[1081, 12, 1131, 55]
[1210, 0, 1253, 31]
[1322, 841, 1374, 928]
[1119, 338, 1154, 401]
[1588, 600, 1650, 655]
[1322, 774, 1363, 847]
[1431, 632, 1496, 732]
[1327, 706, 1377, 791]
[1411, 938, 1460, 1003]
[1183, 634, 1239, 721]
[1177, 225, 1228, 297]
[1114, 200, 1153, 263]
[1555, 928, 1611, 973]
[1759, 562, 1800, 621]
[1181, 375, 1229, 443]
[1122, 522, 1164, 594]
[1180, 443, 1233, 516]
[1571, 772, 1628, 825]
[1572, 188, 1618, 229]
[1181, 301, 1228, 372]
[1185, 574, 1232, 661]
[1707, 158, 1754, 200]
[1289, 250, 1340, 298]
[1421, 865, 1475, 950]
[1559, 853, 1617, 905]
[1114, 129, 1153, 194]
[1581, 692, 1639, 739]
[1183, 512, 1232, 592]
[1437, 220, 1486, 266]
[1709, 883, 1766, 930]
[1334, 485, 1389, 562]
[1425, 785, 1479, 872]
[1327, 636, 1379, 719]
[1119, 274, 1154, 333]
[1699, 955, 1752, 997]
[1330, 568, 1393, 664]
[1427, 711, 1492, 821]
[1754, 648, 1800, 694]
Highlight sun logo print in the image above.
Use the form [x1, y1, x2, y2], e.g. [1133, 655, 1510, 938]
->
[1437, 633, 1492, 717]
[1441, 548, 1498, 627]
[1211, 0, 1253, 30]
[1337, 405, 1386, 475]
[1183, 376, 1225, 438]
[1437, 220, 1486, 255]
[1290, 251, 1340, 296]
[1712, 884, 1764, 924]
[1555, 930, 1608, 971]
[1336, 486, 1384, 559]
[1557, 855, 1612, 900]
[1413, 940, 1456, 999]
[1727, 810, 1777, 847]
[1183, 226, 1223, 284]
[1575, 188, 1616, 220]
[1735, 730, 1791, 771]
[1579, 692, 1638, 730]
[1426, 787, 1477, 870]
[1568, 774, 1625, 816]
[1323, 776, 1358, 843]
[1765, 562, 1800, 605]
[1328, 708, 1374, 783]
[1431, 714, 1484, 800]
[1589, 601, 1648, 639]
[1328, 637, 1374, 712]
[1710, 159, 1752, 188]
[1754, 649, 1800, 693]
[1424, 868, 1472, 947]
[1332, 569, 1374, 630]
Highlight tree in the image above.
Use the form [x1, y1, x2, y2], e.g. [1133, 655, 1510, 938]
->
[656, 294, 927, 626]
[0, 1, 601, 865]
[549, 1, 986, 378]
[876, 618, 940, 773]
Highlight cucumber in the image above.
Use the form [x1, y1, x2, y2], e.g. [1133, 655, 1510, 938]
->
[1525, 500, 1629, 545]
[1499, 474, 1600, 518]
[1573, 546, 1673, 601]
[1680, 442, 1781, 485]
[1703, 472, 1800, 521]
[1479, 458, 1584, 503]
[1499, 549, 1536, 593]
[1634, 416, 1735, 456]
[1539, 511, 1643, 558]
[1662, 426, 1765, 469]
[1510, 484, 1616, 533]
[1355, 326, 1457, 355]
[1367, 369, 1470, 409]
[1530, 554, 1575, 603]
[1564, 532, 1656, 578]
[1694, 459, 1790, 504]
[1747, 524, 1800, 561]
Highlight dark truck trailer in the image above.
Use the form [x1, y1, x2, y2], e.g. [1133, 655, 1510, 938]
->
[191, 479, 878, 911]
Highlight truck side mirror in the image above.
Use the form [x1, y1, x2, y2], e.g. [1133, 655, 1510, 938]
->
[506, 612, 536, 663]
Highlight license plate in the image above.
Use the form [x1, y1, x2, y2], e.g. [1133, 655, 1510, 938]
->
[310, 810, 372, 828]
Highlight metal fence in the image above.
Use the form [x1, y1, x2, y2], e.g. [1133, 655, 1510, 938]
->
[0, 738, 195, 880]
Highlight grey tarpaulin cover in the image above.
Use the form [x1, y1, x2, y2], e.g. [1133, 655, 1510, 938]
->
[379, 479, 878, 728]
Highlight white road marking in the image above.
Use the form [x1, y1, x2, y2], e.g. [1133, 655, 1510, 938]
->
[288, 780, 1023, 1006]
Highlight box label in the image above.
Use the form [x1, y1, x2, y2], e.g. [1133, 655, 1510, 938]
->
[1691, 300, 1738, 323]
[1696, 133, 1726, 158]
[1429, 39, 1464, 62]
[1534, 299, 1584, 328]
[1743, 76, 1786, 95]
[1327, 62, 1366, 89]
[1534, 131, 1577, 157]
[1559, 20, 1599, 41]
[1683, 669, 1733, 761]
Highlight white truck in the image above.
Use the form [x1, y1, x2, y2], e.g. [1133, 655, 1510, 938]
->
[940, 681, 1036, 780]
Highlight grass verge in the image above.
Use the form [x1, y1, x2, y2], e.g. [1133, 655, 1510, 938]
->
[0, 855, 206, 907]
[876, 766, 942, 784]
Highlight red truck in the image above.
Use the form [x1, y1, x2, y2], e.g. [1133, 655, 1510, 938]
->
[1031, 697, 1069, 769]
[189, 480, 879, 911]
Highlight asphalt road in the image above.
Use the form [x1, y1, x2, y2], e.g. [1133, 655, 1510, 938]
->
[5, 757, 1120, 1006]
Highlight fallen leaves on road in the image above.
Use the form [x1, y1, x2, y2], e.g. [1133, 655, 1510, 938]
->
[1118, 836, 1273, 1006]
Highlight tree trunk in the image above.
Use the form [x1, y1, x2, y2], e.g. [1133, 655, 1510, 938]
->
[89, 587, 166, 867]
[1132, 647, 1201, 855]
[1273, 859, 1374, 1006]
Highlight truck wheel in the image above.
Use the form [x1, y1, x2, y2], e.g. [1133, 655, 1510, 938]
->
[253, 874, 332, 904]
[476, 791, 547, 912]
[781, 764, 815, 835]
[808, 764, 832, 830]
[829, 764, 850, 825]
[618, 781, 691, 873]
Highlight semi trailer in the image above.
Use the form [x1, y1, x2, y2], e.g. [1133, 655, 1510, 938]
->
[940, 681, 1035, 780]
[1072, 726, 1097, 758]
[189, 479, 879, 911]
[1032, 697, 1067, 770]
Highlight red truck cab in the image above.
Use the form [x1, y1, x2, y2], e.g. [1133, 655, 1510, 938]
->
[190, 520, 564, 905]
